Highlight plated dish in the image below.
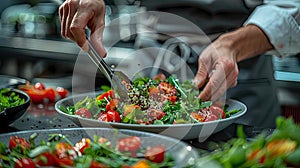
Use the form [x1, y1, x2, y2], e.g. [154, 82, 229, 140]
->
[56, 75, 247, 139]
[0, 128, 198, 167]
[0, 88, 30, 125]
[56, 97, 246, 140]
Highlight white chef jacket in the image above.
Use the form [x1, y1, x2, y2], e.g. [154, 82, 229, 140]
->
[245, 0, 300, 57]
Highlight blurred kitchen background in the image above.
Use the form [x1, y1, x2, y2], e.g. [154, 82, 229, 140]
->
[0, 0, 299, 121]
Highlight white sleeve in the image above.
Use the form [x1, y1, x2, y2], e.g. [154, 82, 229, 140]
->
[243, 0, 300, 57]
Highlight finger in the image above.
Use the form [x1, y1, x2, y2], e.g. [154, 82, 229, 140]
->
[226, 64, 239, 88]
[193, 54, 212, 88]
[200, 61, 238, 101]
[59, 1, 69, 38]
[199, 63, 227, 101]
[65, 0, 79, 41]
[91, 28, 107, 57]
[88, 3, 106, 57]
[70, 9, 93, 51]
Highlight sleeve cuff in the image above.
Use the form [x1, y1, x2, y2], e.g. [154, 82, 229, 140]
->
[244, 4, 300, 57]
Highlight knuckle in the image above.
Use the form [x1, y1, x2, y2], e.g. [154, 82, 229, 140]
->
[69, 0, 79, 8]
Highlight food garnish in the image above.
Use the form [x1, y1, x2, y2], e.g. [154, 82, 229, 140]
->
[59, 75, 241, 125]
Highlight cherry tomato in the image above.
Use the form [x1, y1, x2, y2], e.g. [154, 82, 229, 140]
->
[56, 87, 69, 99]
[153, 73, 166, 81]
[97, 90, 114, 101]
[9, 136, 30, 151]
[34, 82, 46, 90]
[54, 142, 77, 167]
[105, 99, 119, 111]
[14, 158, 36, 168]
[147, 108, 165, 120]
[35, 152, 56, 166]
[204, 113, 218, 122]
[161, 94, 177, 104]
[26, 90, 45, 104]
[117, 136, 141, 156]
[158, 82, 177, 96]
[148, 86, 160, 99]
[98, 110, 121, 122]
[74, 138, 91, 154]
[45, 88, 56, 102]
[74, 108, 92, 118]
[144, 146, 166, 163]
[209, 106, 226, 119]
[167, 95, 177, 104]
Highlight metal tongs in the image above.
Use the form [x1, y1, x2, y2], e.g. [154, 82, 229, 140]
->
[86, 38, 130, 99]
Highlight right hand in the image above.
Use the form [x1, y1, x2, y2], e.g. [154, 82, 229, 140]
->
[193, 38, 239, 102]
[59, 0, 107, 57]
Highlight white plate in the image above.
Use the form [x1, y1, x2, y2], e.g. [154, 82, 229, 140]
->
[0, 128, 198, 167]
[55, 92, 247, 140]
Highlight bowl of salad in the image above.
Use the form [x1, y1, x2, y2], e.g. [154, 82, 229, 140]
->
[0, 127, 199, 167]
[0, 88, 30, 125]
[55, 75, 247, 140]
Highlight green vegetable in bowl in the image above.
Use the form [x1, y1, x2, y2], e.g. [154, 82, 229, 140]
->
[0, 88, 25, 111]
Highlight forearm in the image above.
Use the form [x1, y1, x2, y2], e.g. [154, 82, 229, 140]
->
[215, 25, 273, 62]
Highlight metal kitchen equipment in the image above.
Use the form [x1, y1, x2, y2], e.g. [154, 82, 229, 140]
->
[86, 39, 130, 99]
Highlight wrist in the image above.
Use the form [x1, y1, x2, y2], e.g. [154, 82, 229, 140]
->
[217, 25, 273, 62]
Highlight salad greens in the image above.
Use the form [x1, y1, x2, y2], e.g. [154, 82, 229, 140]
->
[195, 117, 300, 168]
[0, 88, 25, 111]
[0, 130, 176, 167]
[59, 75, 242, 125]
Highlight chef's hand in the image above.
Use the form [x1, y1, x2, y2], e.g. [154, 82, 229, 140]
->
[193, 25, 273, 101]
[193, 39, 239, 102]
[59, 0, 106, 57]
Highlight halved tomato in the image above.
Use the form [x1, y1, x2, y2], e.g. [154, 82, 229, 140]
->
[97, 90, 114, 101]
[98, 110, 121, 122]
[158, 82, 177, 96]
[35, 152, 56, 166]
[144, 146, 166, 163]
[117, 136, 141, 157]
[74, 138, 91, 154]
[9, 136, 30, 151]
[74, 108, 92, 118]
[14, 158, 36, 168]
[56, 87, 69, 99]
[54, 142, 78, 167]
[45, 88, 56, 102]
[105, 99, 119, 111]
[34, 82, 46, 90]
[209, 106, 226, 119]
